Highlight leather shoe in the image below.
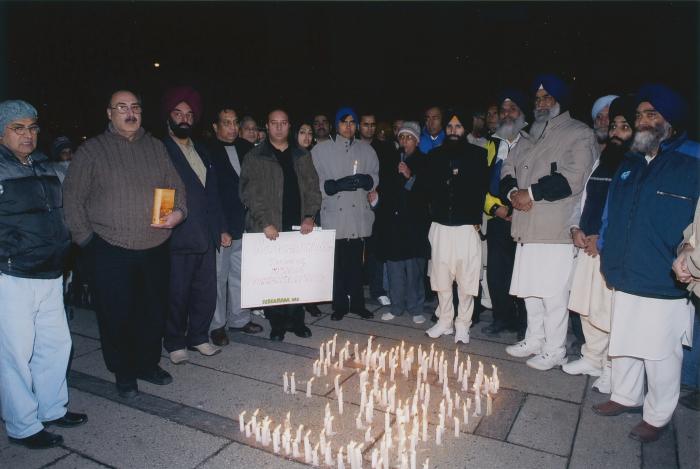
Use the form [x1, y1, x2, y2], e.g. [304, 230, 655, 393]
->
[592, 400, 642, 416]
[305, 304, 323, 317]
[44, 411, 88, 428]
[352, 308, 374, 319]
[9, 429, 63, 449]
[136, 366, 173, 385]
[116, 379, 138, 398]
[331, 311, 346, 321]
[270, 331, 285, 341]
[229, 321, 263, 334]
[210, 327, 229, 346]
[293, 326, 312, 338]
[629, 420, 665, 443]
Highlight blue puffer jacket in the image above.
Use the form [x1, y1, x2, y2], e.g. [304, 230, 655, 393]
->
[419, 128, 445, 154]
[600, 134, 700, 299]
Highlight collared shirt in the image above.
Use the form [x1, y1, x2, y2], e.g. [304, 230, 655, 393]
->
[176, 138, 207, 186]
[224, 144, 241, 176]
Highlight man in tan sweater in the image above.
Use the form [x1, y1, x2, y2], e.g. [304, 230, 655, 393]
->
[63, 90, 187, 398]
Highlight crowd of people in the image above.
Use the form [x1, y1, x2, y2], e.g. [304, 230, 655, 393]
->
[0, 74, 698, 451]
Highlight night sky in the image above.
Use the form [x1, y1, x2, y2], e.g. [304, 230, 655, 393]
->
[1, 1, 698, 149]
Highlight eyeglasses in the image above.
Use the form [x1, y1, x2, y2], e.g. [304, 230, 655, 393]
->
[111, 103, 142, 114]
[534, 94, 555, 105]
[7, 125, 40, 136]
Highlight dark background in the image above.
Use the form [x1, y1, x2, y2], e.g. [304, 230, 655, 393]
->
[1, 1, 698, 150]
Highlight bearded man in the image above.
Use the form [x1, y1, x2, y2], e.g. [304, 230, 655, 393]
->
[593, 84, 700, 443]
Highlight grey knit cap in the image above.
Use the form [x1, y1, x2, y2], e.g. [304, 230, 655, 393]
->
[0, 100, 38, 130]
[397, 121, 421, 141]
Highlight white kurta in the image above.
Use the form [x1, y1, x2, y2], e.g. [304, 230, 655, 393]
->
[510, 243, 575, 298]
[608, 291, 693, 360]
[568, 251, 613, 331]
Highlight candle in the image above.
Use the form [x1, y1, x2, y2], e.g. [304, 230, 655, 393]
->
[355, 444, 364, 469]
[354, 343, 360, 363]
[423, 458, 429, 469]
[337, 447, 345, 469]
[466, 355, 471, 378]
[291, 373, 296, 394]
[454, 416, 460, 437]
[366, 392, 374, 423]
[273, 424, 281, 453]
[356, 412, 364, 429]
[353, 160, 358, 175]
[371, 448, 378, 468]
[324, 442, 334, 466]
[335, 374, 341, 396]
[421, 406, 428, 442]
[312, 443, 320, 467]
[238, 411, 246, 433]
[486, 392, 493, 416]
[320, 345, 325, 363]
[365, 426, 372, 443]
[323, 361, 328, 376]
[435, 425, 442, 446]
[328, 416, 335, 435]
[474, 393, 481, 416]
[381, 437, 389, 469]
[283, 372, 289, 394]
[385, 411, 390, 433]
[454, 348, 459, 375]
[292, 439, 300, 458]
[332, 333, 338, 357]
[307, 377, 314, 397]
[304, 430, 312, 463]
[458, 362, 464, 383]
[401, 452, 408, 469]
[462, 372, 469, 391]
[410, 450, 417, 469]
[338, 387, 344, 415]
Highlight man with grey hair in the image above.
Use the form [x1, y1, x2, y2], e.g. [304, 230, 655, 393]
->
[500, 74, 597, 370]
[0, 100, 87, 449]
[591, 94, 618, 151]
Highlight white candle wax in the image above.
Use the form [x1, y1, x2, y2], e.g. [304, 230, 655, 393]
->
[332, 333, 337, 357]
[273, 425, 281, 453]
[371, 448, 378, 468]
[307, 377, 314, 397]
[239, 411, 246, 433]
[337, 447, 344, 469]
[291, 373, 296, 394]
[312, 443, 320, 467]
[324, 441, 333, 466]
[365, 426, 372, 443]
[304, 431, 312, 463]
[421, 407, 428, 442]
[410, 450, 417, 469]
[454, 348, 459, 375]
[292, 439, 300, 458]
[423, 458, 429, 469]
[353, 160, 358, 175]
[339, 387, 344, 415]
[335, 374, 341, 396]
[283, 372, 289, 394]
[436, 425, 442, 446]
[454, 416, 460, 437]
[487, 393, 493, 416]
[385, 411, 390, 432]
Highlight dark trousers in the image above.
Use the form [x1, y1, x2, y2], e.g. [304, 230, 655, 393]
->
[333, 238, 366, 313]
[365, 234, 386, 298]
[486, 217, 526, 329]
[90, 236, 169, 381]
[265, 304, 305, 334]
[164, 245, 217, 352]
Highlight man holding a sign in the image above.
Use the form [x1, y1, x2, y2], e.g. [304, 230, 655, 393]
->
[239, 109, 321, 341]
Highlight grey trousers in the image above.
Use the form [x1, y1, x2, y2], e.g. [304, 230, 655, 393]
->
[210, 240, 250, 331]
[387, 257, 427, 316]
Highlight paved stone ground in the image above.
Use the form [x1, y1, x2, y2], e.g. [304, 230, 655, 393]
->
[2, 298, 698, 469]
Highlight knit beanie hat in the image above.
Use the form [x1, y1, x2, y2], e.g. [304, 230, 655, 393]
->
[591, 95, 618, 121]
[162, 86, 203, 123]
[0, 100, 38, 131]
[635, 83, 687, 129]
[497, 88, 530, 117]
[531, 74, 570, 108]
[335, 106, 358, 127]
[608, 95, 637, 129]
[51, 136, 72, 158]
[397, 121, 421, 141]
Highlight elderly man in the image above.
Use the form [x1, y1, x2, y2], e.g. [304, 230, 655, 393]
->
[591, 95, 618, 151]
[425, 108, 489, 344]
[563, 96, 636, 394]
[0, 100, 87, 449]
[313, 112, 332, 144]
[481, 90, 529, 339]
[207, 106, 262, 346]
[500, 74, 597, 370]
[64, 90, 187, 398]
[160, 86, 228, 363]
[419, 106, 445, 154]
[593, 85, 700, 442]
[240, 109, 321, 341]
[312, 107, 379, 321]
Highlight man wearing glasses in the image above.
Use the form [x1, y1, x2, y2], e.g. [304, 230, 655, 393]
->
[312, 107, 379, 321]
[500, 74, 597, 370]
[64, 90, 187, 398]
[0, 100, 87, 449]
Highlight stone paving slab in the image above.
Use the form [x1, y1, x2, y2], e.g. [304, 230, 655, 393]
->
[0, 432, 69, 468]
[46, 452, 111, 468]
[69, 308, 100, 339]
[53, 390, 228, 469]
[70, 333, 102, 359]
[674, 399, 700, 469]
[198, 441, 307, 469]
[506, 394, 580, 457]
[474, 388, 526, 441]
[643, 422, 679, 469]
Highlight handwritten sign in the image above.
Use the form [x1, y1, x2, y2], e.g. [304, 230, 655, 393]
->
[241, 230, 336, 308]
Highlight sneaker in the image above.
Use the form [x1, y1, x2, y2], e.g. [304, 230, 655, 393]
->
[381, 312, 396, 321]
[377, 295, 391, 306]
[412, 315, 426, 324]
[592, 362, 612, 394]
[169, 349, 189, 365]
[188, 343, 222, 356]
[505, 339, 542, 358]
[526, 352, 567, 371]
[426, 322, 454, 339]
[562, 358, 602, 377]
[251, 309, 266, 319]
[454, 325, 470, 344]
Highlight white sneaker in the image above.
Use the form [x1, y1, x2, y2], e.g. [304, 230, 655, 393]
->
[412, 315, 426, 324]
[592, 362, 612, 394]
[190, 343, 222, 356]
[381, 312, 396, 321]
[377, 295, 391, 306]
[251, 309, 266, 319]
[169, 349, 189, 365]
[526, 352, 567, 371]
[426, 322, 454, 339]
[454, 325, 470, 344]
[562, 358, 602, 377]
[505, 339, 542, 358]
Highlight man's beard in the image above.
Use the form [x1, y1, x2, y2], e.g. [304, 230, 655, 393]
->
[168, 118, 192, 139]
[529, 103, 560, 140]
[496, 114, 526, 141]
[630, 121, 671, 155]
[594, 126, 608, 143]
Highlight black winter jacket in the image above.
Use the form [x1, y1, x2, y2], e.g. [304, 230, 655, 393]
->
[0, 145, 71, 278]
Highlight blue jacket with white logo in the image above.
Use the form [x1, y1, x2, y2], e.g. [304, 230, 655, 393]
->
[600, 134, 700, 299]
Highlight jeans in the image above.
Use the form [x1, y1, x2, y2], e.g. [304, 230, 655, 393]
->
[387, 258, 426, 315]
[0, 274, 71, 438]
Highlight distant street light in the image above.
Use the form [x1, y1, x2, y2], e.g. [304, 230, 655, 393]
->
[153, 62, 160, 68]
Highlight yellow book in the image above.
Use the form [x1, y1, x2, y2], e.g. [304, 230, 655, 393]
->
[152, 188, 175, 224]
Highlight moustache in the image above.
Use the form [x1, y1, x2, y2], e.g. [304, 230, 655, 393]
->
[125, 116, 138, 123]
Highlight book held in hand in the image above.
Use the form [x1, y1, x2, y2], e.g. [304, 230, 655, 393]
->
[152, 188, 175, 224]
